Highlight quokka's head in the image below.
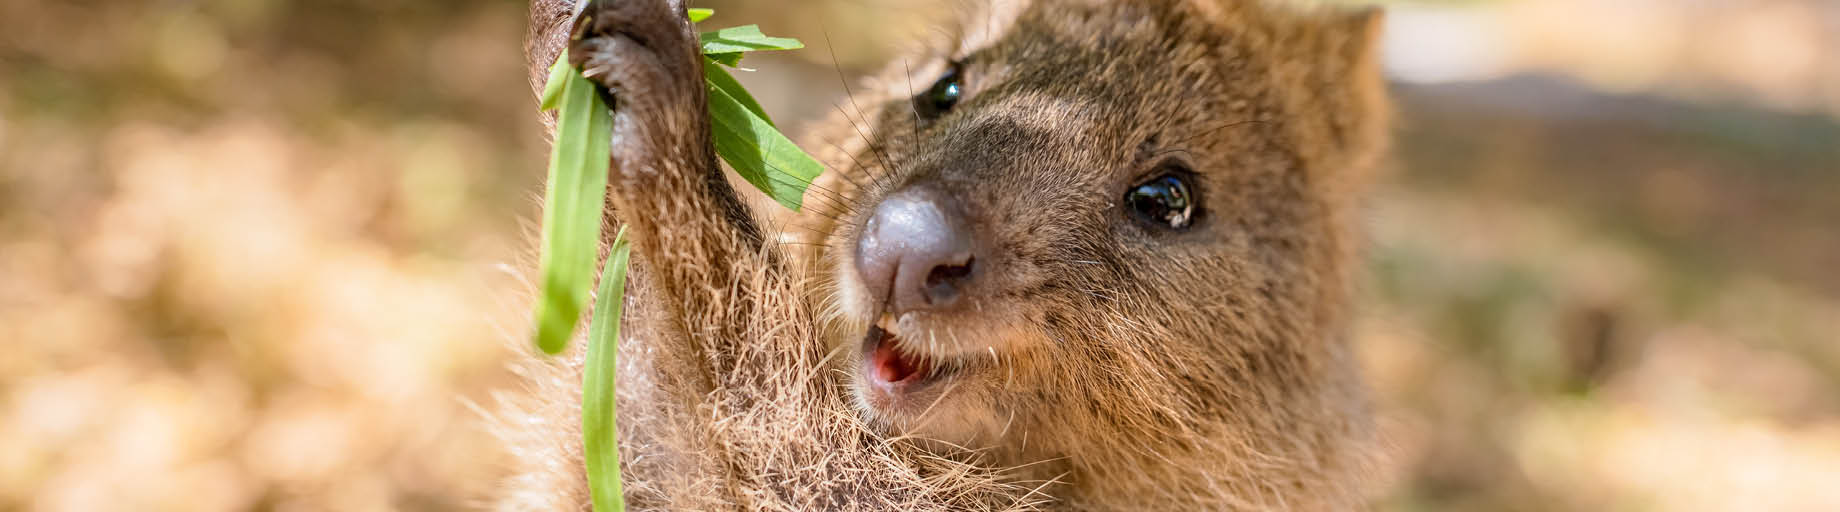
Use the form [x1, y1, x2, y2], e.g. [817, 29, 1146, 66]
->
[794, 0, 1389, 459]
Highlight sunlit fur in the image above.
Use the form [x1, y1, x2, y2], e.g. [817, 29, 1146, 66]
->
[498, 0, 1389, 509]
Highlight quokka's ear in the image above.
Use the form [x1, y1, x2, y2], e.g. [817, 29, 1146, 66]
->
[1320, 6, 1387, 154]
[1269, 4, 1390, 179]
[1327, 6, 1385, 75]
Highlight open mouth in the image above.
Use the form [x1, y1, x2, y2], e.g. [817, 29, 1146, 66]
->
[859, 321, 945, 394]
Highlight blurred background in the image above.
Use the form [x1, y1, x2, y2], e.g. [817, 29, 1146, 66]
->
[2, 0, 1835, 510]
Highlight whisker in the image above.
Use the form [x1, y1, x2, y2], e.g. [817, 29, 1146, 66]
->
[903, 58, 926, 150]
[822, 26, 906, 194]
[752, 160, 861, 219]
[775, 241, 835, 248]
[1173, 119, 1265, 147]
[830, 102, 899, 192]
[824, 136, 884, 199]
[781, 222, 833, 236]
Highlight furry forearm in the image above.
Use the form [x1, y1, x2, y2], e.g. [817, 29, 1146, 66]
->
[529, 0, 1037, 509]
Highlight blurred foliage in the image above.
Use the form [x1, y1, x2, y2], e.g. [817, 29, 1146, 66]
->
[0, 0, 542, 509]
[2, 0, 1836, 511]
[1370, 76, 1840, 510]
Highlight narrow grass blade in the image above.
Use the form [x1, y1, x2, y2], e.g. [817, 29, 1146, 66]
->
[539, 56, 571, 111]
[583, 226, 631, 512]
[706, 77, 823, 211]
[532, 53, 614, 354]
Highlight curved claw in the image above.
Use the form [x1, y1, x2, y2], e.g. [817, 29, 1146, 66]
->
[565, 0, 702, 110]
[557, 0, 764, 269]
[563, 0, 712, 185]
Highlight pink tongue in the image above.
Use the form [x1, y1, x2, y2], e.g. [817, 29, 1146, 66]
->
[872, 334, 921, 383]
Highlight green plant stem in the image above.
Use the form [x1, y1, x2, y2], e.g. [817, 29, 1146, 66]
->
[583, 226, 632, 511]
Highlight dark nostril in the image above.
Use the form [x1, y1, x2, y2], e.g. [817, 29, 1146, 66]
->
[854, 186, 978, 315]
[923, 257, 974, 305]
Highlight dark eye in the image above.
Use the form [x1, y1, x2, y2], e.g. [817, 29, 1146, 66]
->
[1125, 172, 1196, 230]
[914, 64, 963, 119]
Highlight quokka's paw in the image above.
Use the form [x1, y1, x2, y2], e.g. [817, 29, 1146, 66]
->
[566, 0, 709, 173]
[567, 0, 700, 90]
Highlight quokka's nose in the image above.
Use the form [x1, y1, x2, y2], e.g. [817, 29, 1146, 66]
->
[854, 186, 977, 315]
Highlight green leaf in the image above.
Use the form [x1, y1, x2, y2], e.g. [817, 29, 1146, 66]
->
[539, 55, 572, 111]
[532, 51, 614, 355]
[583, 226, 631, 512]
[532, 14, 818, 512]
[704, 52, 744, 68]
[703, 63, 773, 128]
[706, 76, 822, 211]
[699, 25, 804, 55]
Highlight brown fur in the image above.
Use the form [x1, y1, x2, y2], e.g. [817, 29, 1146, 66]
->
[496, 0, 1389, 509]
